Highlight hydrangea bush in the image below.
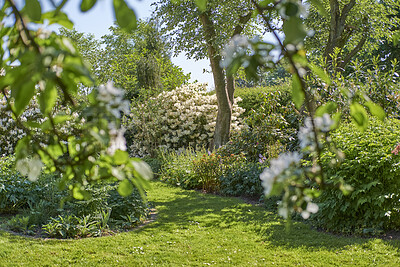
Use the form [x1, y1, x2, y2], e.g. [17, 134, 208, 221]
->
[0, 95, 85, 158]
[124, 83, 245, 156]
[0, 97, 41, 156]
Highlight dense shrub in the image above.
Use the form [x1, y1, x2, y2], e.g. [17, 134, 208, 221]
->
[219, 162, 266, 199]
[0, 95, 85, 157]
[219, 86, 300, 162]
[0, 156, 59, 214]
[313, 118, 400, 234]
[0, 158, 149, 238]
[158, 148, 247, 192]
[0, 98, 41, 156]
[234, 81, 292, 117]
[192, 151, 247, 192]
[158, 149, 200, 190]
[124, 83, 245, 157]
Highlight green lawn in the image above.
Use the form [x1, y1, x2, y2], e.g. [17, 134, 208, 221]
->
[1, 181, 400, 266]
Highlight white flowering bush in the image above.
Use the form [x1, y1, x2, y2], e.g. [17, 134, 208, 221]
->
[125, 83, 245, 156]
[0, 96, 42, 156]
[0, 94, 85, 158]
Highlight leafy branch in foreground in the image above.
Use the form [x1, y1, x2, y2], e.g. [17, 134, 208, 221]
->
[0, 0, 151, 199]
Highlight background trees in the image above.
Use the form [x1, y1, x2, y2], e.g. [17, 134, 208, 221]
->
[61, 20, 190, 100]
[305, 0, 400, 72]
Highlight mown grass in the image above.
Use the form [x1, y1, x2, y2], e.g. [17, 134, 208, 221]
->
[1, 181, 400, 266]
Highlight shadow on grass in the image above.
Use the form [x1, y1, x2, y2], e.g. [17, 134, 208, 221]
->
[0, 230, 73, 245]
[141, 182, 400, 251]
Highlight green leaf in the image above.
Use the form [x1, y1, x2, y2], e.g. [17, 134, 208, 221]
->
[46, 143, 65, 160]
[365, 101, 385, 121]
[25, 0, 42, 21]
[308, 0, 329, 18]
[269, 181, 284, 196]
[284, 2, 299, 17]
[283, 17, 308, 45]
[42, 11, 74, 29]
[350, 103, 369, 131]
[258, 0, 273, 8]
[331, 112, 341, 129]
[113, 149, 129, 165]
[39, 82, 58, 114]
[315, 102, 337, 117]
[308, 62, 331, 85]
[80, 0, 97, 12]
[195, 0, 207, 11]
[15, 136, 30, 160]
[14, 81, 36, 116]
[393, 30, 400, 46]
[118, 179, 134, 197]
[291, 74, 304, 109]
[73, 186, 90, 200]
[131, 159, 153, 180]
[113, 0, 137, 32]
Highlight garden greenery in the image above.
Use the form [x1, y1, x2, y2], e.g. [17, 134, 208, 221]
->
[313, 119, 400, 233]
[0, 0, 151, 200]
[0, 157, 150, 238]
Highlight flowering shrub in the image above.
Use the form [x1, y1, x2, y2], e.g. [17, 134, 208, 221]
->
[124, 83, 245, 157]
[0, 97, 41, 156]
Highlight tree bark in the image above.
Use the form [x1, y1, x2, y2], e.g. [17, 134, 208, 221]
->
[324, 0, 357, 69]
[199, 12, 232, 149]
[199, 10, 252, 149]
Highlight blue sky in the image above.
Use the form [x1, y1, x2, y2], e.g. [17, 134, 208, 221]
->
[60, 0, 214, 88]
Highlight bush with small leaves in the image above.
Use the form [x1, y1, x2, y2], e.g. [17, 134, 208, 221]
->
[313, 118, 400, 234]
[0, 159, 150, 238]
[219, 162, 266, 199]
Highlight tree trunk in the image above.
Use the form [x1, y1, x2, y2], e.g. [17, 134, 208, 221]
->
[199, 12, 233, 149]
[324, 0, 357, 70]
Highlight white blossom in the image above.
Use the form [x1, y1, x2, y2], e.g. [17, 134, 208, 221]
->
[107, 126, 127, 155]
[97, 82, 130, 119]
[16, 157, 43, 181]
[125, 83, 245, 156]
[221, 35, 249, 67]
[298, 114, 333, 150]
[260, 152, 302, 195]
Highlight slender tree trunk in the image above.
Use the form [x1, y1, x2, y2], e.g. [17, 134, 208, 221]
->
[200, 12, 233, 149]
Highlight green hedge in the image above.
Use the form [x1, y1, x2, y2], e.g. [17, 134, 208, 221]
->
[313, 118, 400, 234]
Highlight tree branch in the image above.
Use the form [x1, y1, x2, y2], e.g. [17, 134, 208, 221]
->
[338, 26, 369, 70]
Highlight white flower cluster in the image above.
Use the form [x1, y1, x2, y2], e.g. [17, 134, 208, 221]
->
[97, 82, 130, 119]
[96, 83, 130, 156]
[298, 114, 333, 151]
[125, 83, 245, 156]
[0, 96, 42, 156]
[260, 152, 302, 196]
[15, 156, 43, 181]
[260, 151, 319, 219]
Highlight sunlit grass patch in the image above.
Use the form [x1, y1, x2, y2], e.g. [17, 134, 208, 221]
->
[1, 181, 400, 266]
